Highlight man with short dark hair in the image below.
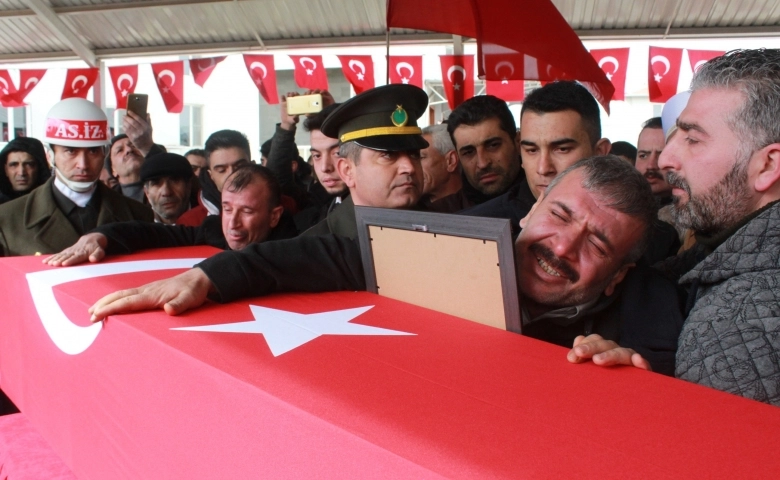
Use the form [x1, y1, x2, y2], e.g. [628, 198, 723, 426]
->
[140, 153, 193, 225]
[108, 134, 145, 202]
[569, 49, 780, 406]
[184, 148, 208, 177]
[609, 141, 637, 166]
[636, 117, 672, 200]
[45, 164, 296, 266]
[0, 137, 50, 204]
[445, 95, 523, 210]
[177, 129, 253, 227]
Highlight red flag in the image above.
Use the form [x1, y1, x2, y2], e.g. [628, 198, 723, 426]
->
[338, 55, 375, 94]
[5, 69, 46, 107]
[243, 55, 279, 105]
[648, 47, 683, 103]
[189, 56, 225, 88]
[0, 70, 18, 108]
[440, 55, 474, 110]
[61, 68, 99, 100]
[289, 55, 329, 90]
[108, 65, 138, 109]
[151, 61, 184, 113]
[387, 0, 615, 113]
[687, 49, 725, 74]
[388, 56, 423, 88]
[486, 80, 525, 102]
[590, 48, 630, 101]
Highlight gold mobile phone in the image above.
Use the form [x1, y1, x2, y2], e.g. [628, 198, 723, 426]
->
[286, 94, 323, 116]
[126, 93, 148, 118]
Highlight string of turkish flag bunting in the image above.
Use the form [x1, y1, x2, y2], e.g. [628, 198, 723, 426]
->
[0, 48, 725, 111]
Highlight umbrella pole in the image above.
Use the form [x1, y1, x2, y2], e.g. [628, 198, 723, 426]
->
[386, 29, 390, 84]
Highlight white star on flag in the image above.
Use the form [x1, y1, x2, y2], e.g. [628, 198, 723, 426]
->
[306, 69, 313, 75]
[162, 87, 170, 93]
[172, 305, 414, 357]
[453, 83, 461, 91]
[121, 89, 128, 97]
[654, 73, 662, 82]
[401, 77, 410, 84]
[357, 73, 365, 81]
[605, 72, 613, 81]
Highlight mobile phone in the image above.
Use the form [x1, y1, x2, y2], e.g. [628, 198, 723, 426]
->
[286, 94, 323, 116]
[126, 93, 148, 118]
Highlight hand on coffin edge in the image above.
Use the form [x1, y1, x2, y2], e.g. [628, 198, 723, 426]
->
[566, 334, 652, 371]
[43, 232, 108, 267]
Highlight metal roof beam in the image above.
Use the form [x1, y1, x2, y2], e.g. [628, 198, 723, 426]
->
[0, 0, 242, 18]
[21, 0, 96, 66]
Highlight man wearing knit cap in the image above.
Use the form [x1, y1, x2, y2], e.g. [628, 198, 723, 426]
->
[140, 153, 194, 225]
[86, 84, 430, 321]
[0, 98, 152, 257]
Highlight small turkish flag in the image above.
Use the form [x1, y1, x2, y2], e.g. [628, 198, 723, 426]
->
[151, 61, 184, 113]
[5, 69, 47, 107]
[388, 56, 423, 88]
[189, 56, 225, 88]
[590, 48, 630, 101]
[687, 49, 725, 74]
[486, 80, 525, 102]
[289, 55, 329, 91]
[108, 65, 138, 109]
[0, 70, 18, 108]
[440, 55, 474, 110]
[648, 46, 683, 103]
[243, 54, 279, 105]
[61, 68, 99, 100]
[338, 55, 374, 94]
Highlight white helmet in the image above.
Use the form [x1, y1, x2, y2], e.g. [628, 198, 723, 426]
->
[44, 98, 109, 148]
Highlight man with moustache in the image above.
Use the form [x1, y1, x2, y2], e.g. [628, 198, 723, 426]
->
[569, 49, 780, 406]
[0, 137, 50, 204]
[419, 124, 462, 211]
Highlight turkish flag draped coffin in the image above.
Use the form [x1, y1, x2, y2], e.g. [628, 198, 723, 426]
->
[150, 61, 184, 113]
[189, 56, 225, 88]
[108, 65, 138, 109]
[338, 55, 375, 94]
[289, 54, 329, 91]
[243, 54, 279, 105]
[687, 49, 726, 74]
[648, 46, 684, 103]
[388, 55, 423, 88]
[590, 48, 630, 101]
[2, 247, 780, 479]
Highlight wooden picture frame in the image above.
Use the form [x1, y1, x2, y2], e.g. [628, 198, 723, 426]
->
[355, 207, 521, 333]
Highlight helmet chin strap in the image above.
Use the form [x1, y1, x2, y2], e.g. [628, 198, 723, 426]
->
[53, 166, 97, 193]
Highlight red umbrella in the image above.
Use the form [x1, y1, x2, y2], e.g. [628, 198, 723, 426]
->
[386, 0, 615, 112]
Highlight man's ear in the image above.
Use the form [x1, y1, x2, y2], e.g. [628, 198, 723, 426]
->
[519, 190, 545, 229]
[753, 143, 780, 193]
[269, 205, 283, 228]
[336, 157, 356, 189]
[595, 138, 611, 156]
[603, 263, 635, 297]
[445, 149, 459, 173]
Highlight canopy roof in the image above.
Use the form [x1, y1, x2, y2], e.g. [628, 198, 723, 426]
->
[1, 0, 779, 64]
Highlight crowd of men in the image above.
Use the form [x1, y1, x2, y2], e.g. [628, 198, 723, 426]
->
[0, 48, 778, 412]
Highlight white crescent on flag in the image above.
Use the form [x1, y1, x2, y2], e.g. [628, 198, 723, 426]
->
[299, 57, 318, 71]
[249, 61, 268, 79]
[348, 59, 365, 75]
[0, 76, 8, 94]
[395, 62, 414, 79]
[494, 61, 515, 79]
[26, 259, 204, 355]
[693, 59, 708, 72]
[447, 65, 467, 82]
[598, 56, 619, 74]
[71, 75, 88, 92]
[157, 69, 176, 87]
[196, 58, 215, 72]
[117, 73, 134, 90]
[650, 55, 671, 76]
[24, 77, 39, 90]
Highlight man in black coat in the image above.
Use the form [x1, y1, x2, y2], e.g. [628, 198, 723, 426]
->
[44, 164, 297, 266]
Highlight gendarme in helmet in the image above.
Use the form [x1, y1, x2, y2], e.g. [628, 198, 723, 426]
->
[44, 98, 110, 192]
